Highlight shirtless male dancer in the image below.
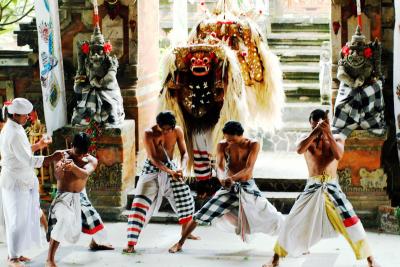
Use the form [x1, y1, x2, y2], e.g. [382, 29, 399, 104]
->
[169, 121, 283, 253]
[46, 132, 111, 267]
[264, 109, 379, 267]
[123, 111, 198, 253]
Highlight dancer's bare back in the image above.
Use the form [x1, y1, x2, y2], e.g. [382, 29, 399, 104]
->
[303, 134, 343, 178]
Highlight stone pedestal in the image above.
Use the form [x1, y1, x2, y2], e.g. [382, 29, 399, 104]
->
[53, 120, 135, 221]
[378, 205, 400, 234]
[338, 130, 390, 227]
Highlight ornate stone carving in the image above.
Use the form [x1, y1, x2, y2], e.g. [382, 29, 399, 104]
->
[87, 162, 122, 191]
[338, 168, 352, 191]
[359, 168, 387, 190]
[338, 167, 388, 192]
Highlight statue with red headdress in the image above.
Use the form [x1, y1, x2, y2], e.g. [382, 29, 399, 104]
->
[71, 22, 125, 126]
[332, 25, 385, 138]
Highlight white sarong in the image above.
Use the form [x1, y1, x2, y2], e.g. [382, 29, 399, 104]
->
[47, 192, 81, 244]
[275, 174, 371, 260]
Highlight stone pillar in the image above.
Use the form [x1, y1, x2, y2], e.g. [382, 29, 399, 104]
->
[132, 0, 160, 151]
[53, 120, 135, 220]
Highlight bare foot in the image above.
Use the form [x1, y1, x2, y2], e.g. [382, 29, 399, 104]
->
[122, 246, 136, 254]
[89, 242, 114, 251]
[367, 256, 380, 267]
[45, 260, 57, 267]
[168, 242, 182, 253]
[18, 256, 31, 262]
[7, 259, 24, 267]
[187, 234, 200, 240]
[262, 254, 279, 267]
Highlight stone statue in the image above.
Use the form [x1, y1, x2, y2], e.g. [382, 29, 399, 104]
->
[332, 25, 385, 139]
[71, 25, 125, 126]
[337, 25, 382, 88]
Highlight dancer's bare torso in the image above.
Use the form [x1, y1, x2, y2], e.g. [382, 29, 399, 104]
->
[54, 150, 96, 192]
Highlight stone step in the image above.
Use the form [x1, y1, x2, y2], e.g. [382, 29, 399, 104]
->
[267, 32, 330, 47]
[153, 191, 302, 219]
[282, 102, 330, 123]
[282, 64, 320, 74]
[354, 210, 379, 228]
[281, 64, 320, 81]
[123, 200, 380, 227]
[271, 19, 330, 33]
[284, 81, 320, 92]
[271, 16, 330, 25]
[272, 47, 321, 63]
[268, 32, 330, 41]
[286, 95, 321, 103]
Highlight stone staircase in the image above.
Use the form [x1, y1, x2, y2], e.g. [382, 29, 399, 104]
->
[267, 17, 330, 102]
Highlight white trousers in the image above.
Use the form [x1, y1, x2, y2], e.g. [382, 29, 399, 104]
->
[2, 181, 41, 258]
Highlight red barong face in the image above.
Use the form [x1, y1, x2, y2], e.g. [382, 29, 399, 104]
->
[167, 45, 226, 131]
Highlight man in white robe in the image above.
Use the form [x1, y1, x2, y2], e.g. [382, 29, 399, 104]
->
[0, 98, 62, 267]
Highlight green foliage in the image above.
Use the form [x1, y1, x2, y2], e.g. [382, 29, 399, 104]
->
[0, 0, 34, 34]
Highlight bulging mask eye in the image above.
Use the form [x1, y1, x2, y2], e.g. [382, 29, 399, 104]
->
[203, 57, 209, 64]
[190, 58, 196, 64]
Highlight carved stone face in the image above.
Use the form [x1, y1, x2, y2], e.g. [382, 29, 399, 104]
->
[337, 25, 380, 85]
[89, 45, 106, 69]
[339, 44, 373, 83]
[346, 47, 367, 69]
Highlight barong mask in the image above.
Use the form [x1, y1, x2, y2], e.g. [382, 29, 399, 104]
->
[194, 19, 263, 86]
[187, 2, 285, 131]
[337, 26, 382, 88]
[167, 45, 226, 131]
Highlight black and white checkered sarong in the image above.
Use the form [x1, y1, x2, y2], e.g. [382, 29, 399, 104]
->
[332, 81, 385, 138]
[194, 179, 261, 224]
[80, 192, 104, 234]
[142, 159, 194, 222]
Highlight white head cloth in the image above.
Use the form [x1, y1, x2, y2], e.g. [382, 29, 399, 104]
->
[7, 98, 33, 115]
